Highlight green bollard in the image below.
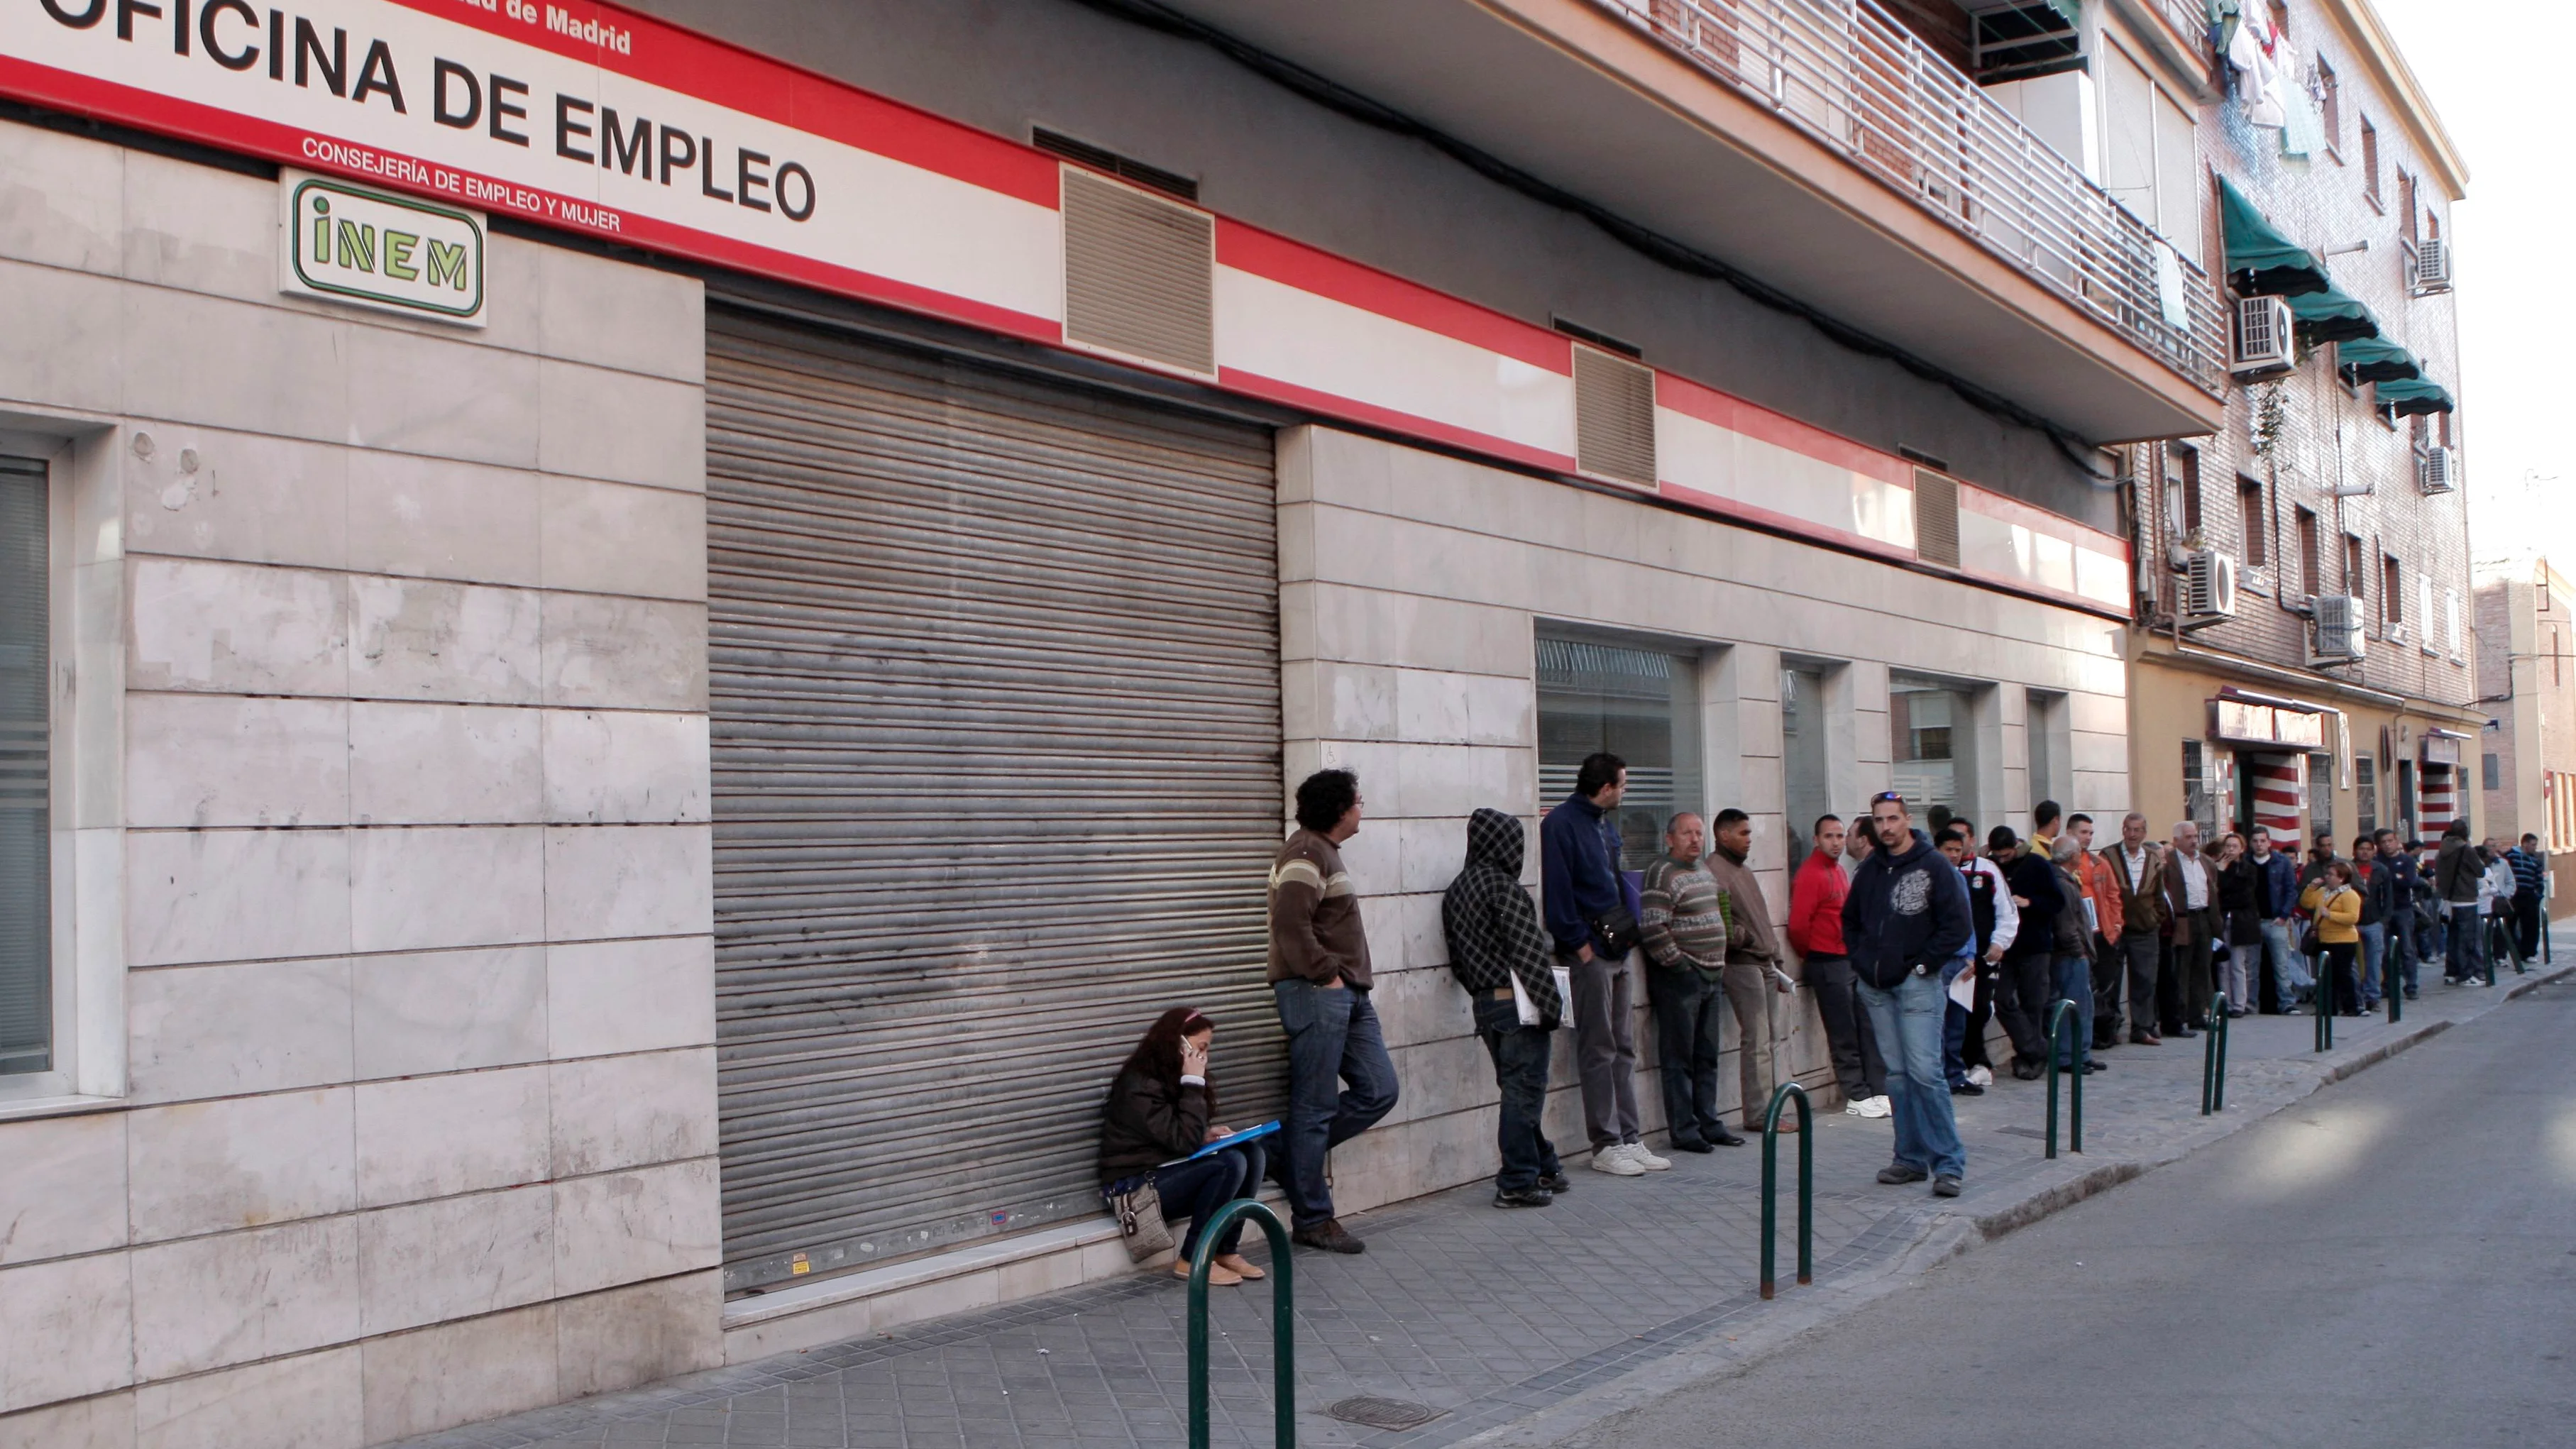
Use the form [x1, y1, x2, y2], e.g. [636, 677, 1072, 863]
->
[2386, 934, 2401, 1023]
[2044, 999, 2083, 1157]
[2315, 954, 2334, 1052]
[1758, 1082, 1814, 1299]
[1187, 1199, 1294, 1449]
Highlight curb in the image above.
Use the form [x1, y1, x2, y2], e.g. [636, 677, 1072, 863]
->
[1476, 961, 2572, 1449]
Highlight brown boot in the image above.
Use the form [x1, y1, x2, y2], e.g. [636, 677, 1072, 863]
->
[1175, 1259, 1242, 1286]
[1747, 1116, 1800, 1134]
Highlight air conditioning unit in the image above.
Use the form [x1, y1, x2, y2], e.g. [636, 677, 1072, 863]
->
[2411, 236, 2453, 294]
[2183, 549, 2238, 624]
[2312, 593, 2367, 662]
[2418, 444, 2455, 495]
[2233, 294, 2295, 375]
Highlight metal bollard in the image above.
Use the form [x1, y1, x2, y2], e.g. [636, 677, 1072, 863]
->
[1187, 1199, 1294, 1449]
[2386, 934, 2401, 1023]
[2201, 991, 2229, 1115]
[2315, 953, 2335, 1052]
[2044, 999, 2084, 1158]
[1759, 1082, 1813, 1300]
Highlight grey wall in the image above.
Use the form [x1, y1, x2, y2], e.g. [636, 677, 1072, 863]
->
[627, 0, 2118, 532]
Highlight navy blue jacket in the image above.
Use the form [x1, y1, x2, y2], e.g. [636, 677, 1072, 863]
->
[2245, 849, 2300, 920]
[1841, 828, 1974, 990]
[1540, 793, 1634, 956]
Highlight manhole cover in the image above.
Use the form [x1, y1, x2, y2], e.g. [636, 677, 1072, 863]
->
[1329, 1396, 1443, 1430]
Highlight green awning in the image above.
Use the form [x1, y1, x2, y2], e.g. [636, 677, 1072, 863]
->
[2374, 375, 2455, 417]
[2285, 285, 2379, 345]
[2335, 335, 2421, 385]
[2220, 177, 2329, 297]
[2041, 0, 2080, 23]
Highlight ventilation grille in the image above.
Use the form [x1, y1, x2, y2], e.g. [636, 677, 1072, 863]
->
[1060, 167, 1216, 376]
[1573, 345, 1657, 489]
[1912, 468, 1961, 567]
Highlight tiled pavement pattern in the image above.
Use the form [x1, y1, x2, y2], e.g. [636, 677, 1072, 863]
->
[397, 953, 2570, 1449]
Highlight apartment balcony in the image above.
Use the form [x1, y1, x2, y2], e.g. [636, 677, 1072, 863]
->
[1155, 0, 2229, 441]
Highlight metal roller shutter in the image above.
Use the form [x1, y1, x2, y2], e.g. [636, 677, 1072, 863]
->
[705, 309, 1287, 1294]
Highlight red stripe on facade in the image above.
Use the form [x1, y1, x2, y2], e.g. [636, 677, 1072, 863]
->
[1959, 482, 2130, 561]
[1219, 368, 1580, 475]
[1216, 220, 1573, 375]
[1656, 373, 1908, 487]
[378, 0, 1062, 206]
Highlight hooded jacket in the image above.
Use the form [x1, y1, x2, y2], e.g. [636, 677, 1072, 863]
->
[1841, 827, 1974, 991]
[1441, 808, 1563, 1025]
[2435, 834, 2480, 903]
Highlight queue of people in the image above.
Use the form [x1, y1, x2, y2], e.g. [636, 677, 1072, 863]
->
[1105, 765, 2552, 1281]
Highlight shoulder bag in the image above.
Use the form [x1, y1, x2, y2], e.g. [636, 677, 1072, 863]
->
[1106, 1174, 1173, 1262]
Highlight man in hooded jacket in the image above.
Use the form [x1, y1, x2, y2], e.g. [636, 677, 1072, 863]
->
[1443, 808, 1573, 1207]
[1843, 793, 1974, 1197]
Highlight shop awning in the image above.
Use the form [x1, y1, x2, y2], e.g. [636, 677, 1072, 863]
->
[2335, 334, 2421, 385]
[2220, 177, 2330, 296]
[2039, 0, 2080, 23]
[2374, 374, 2456, 417]
[2285, 284, 2379, 345]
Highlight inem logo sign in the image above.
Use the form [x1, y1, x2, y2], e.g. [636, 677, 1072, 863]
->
[278, 172, 486, 326]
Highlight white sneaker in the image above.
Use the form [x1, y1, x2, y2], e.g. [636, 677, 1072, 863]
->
[1844, 1099, 1867, 1116]
[1965, 1066, 1993, 1088]
[1630, 1143, 1673, 1171]
[1854, 1095, 1893, 1119]
[1588, 1145, 1645, 1176]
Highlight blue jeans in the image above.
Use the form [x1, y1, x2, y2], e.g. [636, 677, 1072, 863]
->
[1473, 996, 1561, 1191]
[1273, 981, 1399, 1228]
[2260, 920, 2310, 1008]
[1858, 970, 1966, 1180]
[2389, 910, 2420, 993]
[1155, 1143, 1268, 1260]
[2447, 904, 2484, 981]
[2357, 922, 2387, 1006]
[2051, 954, 2093, 1071]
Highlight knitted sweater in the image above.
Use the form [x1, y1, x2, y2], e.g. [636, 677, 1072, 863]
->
[1639, 855, 1734, 976]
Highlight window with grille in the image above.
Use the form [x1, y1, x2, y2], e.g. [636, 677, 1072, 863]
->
[2357, 758, 2378, 836]
[0, 458, 47, 1079]
[2184, 741, 2216, 837]
[1537, 636, 1703, 871]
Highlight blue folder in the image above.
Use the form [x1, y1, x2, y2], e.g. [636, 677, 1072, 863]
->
[1162, 1119, 1280, 1167]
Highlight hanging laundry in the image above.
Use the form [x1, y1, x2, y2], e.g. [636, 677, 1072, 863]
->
[2277, 41, 2324, 156]
[2228, 2, 2288, 130]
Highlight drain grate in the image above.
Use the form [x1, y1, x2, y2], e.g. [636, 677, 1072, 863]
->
[1328, 1396, 1443, 1431]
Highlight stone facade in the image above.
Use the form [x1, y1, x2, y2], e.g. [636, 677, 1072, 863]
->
[0, 119, 721, 1447]
[1277, 426, 2129, 1213]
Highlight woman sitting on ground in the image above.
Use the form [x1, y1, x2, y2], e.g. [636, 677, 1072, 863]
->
[1099, 1007, 1270, 1286]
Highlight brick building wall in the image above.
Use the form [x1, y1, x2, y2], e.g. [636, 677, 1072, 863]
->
[2136, 0, 2471, 709]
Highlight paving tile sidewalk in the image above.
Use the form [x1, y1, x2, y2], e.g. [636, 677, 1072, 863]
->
[397, 951, 2571, 1449]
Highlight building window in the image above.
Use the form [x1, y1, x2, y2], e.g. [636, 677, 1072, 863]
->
[2446, 589, 2465, 661]
[0, 458, 46, 1079]
[2384, 555, 2404, 629]
[2296, 507, 2321, 599]
[2421, 574, 2438, 655]
[1781, 663, 1833, 866]
[2311, 755, 2334, 842]
[2357, 756, 2378, 836]
[2344, 535, 2365, 604]
[2360, 117, 2381, 206]
[2485, 752, 2504, 792]
[1890, 673, 1983, 830]
[2399, 170, 2418, 246]
[2238, 477, 2267, 568]
[2183, 740, 2216, 837]
[2100, 40, 2203, 263]
[1537, 635, 1704, 871]
[2317, 57, 2340, 154]
[2169, 443, 2201, 536]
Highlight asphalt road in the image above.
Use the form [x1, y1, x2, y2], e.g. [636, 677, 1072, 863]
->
[1562, 977, 2576, 1449]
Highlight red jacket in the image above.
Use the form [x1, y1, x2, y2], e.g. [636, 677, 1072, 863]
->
[1787, 849, 1849, 958]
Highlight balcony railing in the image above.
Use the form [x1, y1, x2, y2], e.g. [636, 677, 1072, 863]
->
[1612, 0, 2228, 397]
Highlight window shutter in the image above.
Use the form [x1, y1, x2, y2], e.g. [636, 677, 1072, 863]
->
[1059, 165, 1216, 375]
